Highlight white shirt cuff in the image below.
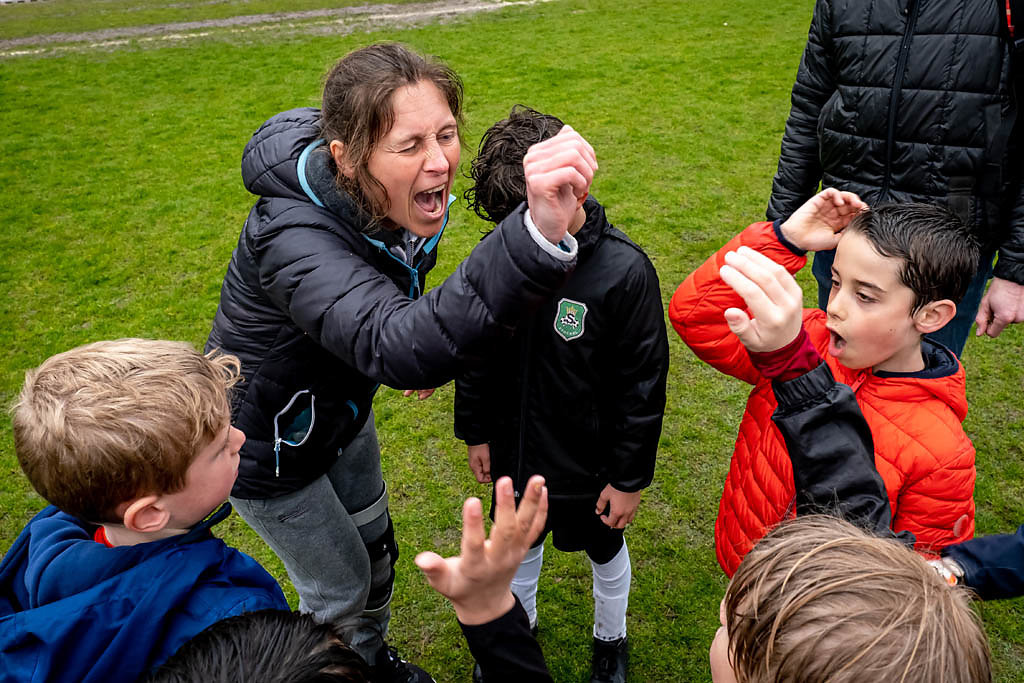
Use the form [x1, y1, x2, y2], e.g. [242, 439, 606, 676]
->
[524, 209, 578, 261]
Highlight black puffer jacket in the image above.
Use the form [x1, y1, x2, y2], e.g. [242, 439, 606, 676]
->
[767, 0, 1024, 283]
[453, 199, 668, 501]
[207, 108, 576, 499]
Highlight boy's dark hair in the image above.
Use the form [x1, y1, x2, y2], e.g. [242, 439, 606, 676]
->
[145, 610, 370, 683]
[464, 105, 564, 223]
[845, 203, 980, 312]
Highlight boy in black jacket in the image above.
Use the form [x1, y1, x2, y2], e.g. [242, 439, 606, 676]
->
[455, 106, 669, 683]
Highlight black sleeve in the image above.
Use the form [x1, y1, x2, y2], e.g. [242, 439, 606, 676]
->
[601, 254, 669, 492]
[993, 154, 1024, 284]
[458, 598, 552, 682]
[767, 0, 835, 221]
[454, 361, 497, 446]
[255, 203, 575, 389]
[771, 362, 913, 545]
[943, 524, 1024, 600]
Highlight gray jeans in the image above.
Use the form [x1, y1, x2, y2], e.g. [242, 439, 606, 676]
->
[231, 414, 392, 663]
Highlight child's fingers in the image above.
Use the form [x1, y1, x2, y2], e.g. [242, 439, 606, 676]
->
[529, 486, 548, 545]
[730, 248, 802, 308]
[414, 551, 450, 593]
[836, 190, 867, 212]
[459, 496, 487, 564]
[491, 476, 517, 541]
[516, 475, 547, 537]
[723, 307, 754, 341]
[720, 262, 774, 317]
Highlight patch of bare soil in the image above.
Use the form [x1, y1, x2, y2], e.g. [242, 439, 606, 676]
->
[1, 0, 547, 58]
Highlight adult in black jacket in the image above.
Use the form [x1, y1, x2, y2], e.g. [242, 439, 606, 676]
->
[767, 0, 1024, 355]
[454, 107, 668, 683]
[205, 44, 596, 682]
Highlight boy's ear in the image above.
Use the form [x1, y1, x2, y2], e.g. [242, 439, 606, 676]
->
[120, 495, 171, 534]
[913, 299, 957, 334]
[329, 140, 355, 179]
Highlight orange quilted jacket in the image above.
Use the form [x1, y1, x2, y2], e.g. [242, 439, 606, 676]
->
[668, 221, 976, 576]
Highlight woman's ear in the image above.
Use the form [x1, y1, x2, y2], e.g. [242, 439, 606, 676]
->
[913, 299, 957, 334]
[120, 495, 170, 534]
[329, 140, 355, 178]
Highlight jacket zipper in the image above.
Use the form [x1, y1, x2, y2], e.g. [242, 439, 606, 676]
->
[514, 322, 534, 500]
[882, 0, 921, 198]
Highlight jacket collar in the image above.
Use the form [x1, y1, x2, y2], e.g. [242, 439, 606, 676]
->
[573, 196, 610, 258]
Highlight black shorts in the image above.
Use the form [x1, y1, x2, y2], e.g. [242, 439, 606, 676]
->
[493, 492, 625, 565]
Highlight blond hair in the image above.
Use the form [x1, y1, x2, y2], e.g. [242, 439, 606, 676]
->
[726, 516, 990, 683]
[12, 339, 240, 523]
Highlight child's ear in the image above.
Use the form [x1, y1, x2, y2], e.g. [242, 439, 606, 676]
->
[913, 299, 957, 334]
[329, 140, 355, 178]
[120, 495, 170, 534]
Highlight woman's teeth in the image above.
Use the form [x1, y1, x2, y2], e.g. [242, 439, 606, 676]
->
[414, 187, 444, 214]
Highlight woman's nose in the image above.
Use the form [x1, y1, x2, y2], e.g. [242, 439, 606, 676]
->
[422, 138, 449, 173]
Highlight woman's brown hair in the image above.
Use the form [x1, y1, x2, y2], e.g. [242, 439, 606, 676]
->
[320, 43, 464, 228]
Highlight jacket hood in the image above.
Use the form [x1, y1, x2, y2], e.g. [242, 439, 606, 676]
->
[242, 107, 322, 201]
[0, 503, 286, 683]
[18, 504, 231, 608]
[829, 336, 969, 422]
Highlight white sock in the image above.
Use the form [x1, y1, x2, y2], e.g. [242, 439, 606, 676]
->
[510, 544, 544, 628]
[591, 541, 630, 642]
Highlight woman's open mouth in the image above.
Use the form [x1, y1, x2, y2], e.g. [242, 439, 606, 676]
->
[413, 185, 446, 217]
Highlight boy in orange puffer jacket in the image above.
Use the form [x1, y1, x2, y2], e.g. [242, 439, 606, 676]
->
[669, 189, 979, 576]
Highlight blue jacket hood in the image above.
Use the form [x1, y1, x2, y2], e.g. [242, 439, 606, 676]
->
[0, 504, 287, 683]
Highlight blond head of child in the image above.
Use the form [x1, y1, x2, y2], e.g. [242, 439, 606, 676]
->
[710, 515, 990, 683]
[825, 203, 979, 372]
[13, 339, 244, 544]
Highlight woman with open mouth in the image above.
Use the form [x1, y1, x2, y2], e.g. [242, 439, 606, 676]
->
[205, 42, 596, 683]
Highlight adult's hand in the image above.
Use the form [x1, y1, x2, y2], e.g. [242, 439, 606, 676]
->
[720, 246, 804, 352]
[975, 277, 1024, 338]
[779, 187, 867, 252]
[467, 443, 492, 484]
[523, 125, 597, 244]
[415, 475, 548, 625]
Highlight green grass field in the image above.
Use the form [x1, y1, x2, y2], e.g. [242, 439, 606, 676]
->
[2, 0, 1023, 680]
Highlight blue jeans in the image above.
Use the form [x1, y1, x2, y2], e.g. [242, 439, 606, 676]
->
[811, 249, 995, 358]
[231, 413, 391, 663]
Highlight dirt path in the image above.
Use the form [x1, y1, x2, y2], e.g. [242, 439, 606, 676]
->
[1, 0, 548, 57]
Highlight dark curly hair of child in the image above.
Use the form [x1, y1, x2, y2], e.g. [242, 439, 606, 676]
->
[464, 105, 565, 224]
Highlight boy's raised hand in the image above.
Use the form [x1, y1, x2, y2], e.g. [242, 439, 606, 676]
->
[779, 188, 868, 252]
[524, 125, 597, 244]
[720, 247, 804, 352]
[415, 475, 547, 625]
